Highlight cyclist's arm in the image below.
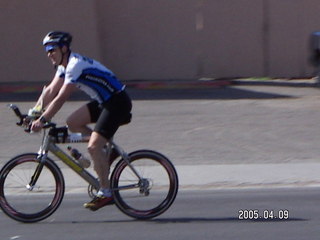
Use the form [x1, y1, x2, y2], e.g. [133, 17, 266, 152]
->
[41, 83, 77, 121]
[31, 83, 77, 132]
[34, 75, 64, 109]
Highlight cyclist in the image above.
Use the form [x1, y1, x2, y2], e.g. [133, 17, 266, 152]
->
[30, 31, 132, 211]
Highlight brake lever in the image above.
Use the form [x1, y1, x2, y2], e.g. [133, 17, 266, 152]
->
[7, 104, 21, 117]
[7, 104, 25, 126]
[7, 104, 34, 130]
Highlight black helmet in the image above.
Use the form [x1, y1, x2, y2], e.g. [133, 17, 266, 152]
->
[43, 31, 72, 47]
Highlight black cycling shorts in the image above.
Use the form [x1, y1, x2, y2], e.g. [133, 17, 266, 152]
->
[87, 91, 132, 140]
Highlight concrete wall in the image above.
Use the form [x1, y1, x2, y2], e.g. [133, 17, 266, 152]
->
[1, 0, 320, 83]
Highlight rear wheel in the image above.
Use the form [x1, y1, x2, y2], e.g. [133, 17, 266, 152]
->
[0, 153, 65, 223]
[111, 150, 178, 219]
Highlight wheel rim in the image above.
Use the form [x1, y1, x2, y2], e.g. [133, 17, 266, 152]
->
[0, 155, 64, 222]
[111, 151, 178, 219]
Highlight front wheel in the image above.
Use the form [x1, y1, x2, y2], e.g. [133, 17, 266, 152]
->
[0, 153, 65, 223]
[111, 150, 179, 219]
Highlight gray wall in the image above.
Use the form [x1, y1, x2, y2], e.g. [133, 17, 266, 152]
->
[1, 0, 320, 82]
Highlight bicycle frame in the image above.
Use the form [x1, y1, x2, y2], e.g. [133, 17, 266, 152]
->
[35, 130, 100, 191]
[32, 127, 143, 193]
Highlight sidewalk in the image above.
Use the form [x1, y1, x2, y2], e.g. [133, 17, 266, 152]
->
[177, 163, 320, 190]
[59, 162, 320, 194]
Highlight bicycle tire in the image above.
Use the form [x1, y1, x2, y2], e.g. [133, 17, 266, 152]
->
[0, 153, 65, 223]
[111, 150, 178, 219]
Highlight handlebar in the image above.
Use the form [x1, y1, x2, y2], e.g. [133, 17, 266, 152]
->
[7, 104, 56, 132]
[7, 104, 72, 144]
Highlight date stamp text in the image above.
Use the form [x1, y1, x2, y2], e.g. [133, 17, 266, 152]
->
[238, 209, 289, 220]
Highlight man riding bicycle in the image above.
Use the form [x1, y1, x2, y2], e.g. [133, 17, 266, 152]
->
[30, 31, 132, 211]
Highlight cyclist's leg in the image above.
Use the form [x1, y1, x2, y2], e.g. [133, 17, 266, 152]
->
[85, 132, 114, 211]
[84, 134, 115, 211]
[66, 101, 100, 136]
[88, 132, 110, 189]
[88, 92, 132, 174]
[87, 108, 121, 189]
[85, 117, 118, 210]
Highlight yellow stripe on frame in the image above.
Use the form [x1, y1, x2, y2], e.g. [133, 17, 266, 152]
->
[54, 151, 83, 173]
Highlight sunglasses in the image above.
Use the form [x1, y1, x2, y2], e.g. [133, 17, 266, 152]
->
[45, 44, 60, 52]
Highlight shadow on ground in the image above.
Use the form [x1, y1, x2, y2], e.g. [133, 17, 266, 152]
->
[0, 86, 294, 102]
[127, 87, 293, 100]
[49, 216, 306, 225]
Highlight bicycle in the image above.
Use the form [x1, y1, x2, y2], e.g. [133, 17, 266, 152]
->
[0, 104, 179, 223]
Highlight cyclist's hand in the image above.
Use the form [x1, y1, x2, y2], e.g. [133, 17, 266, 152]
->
[22, 116, 32, 127]
[27, 105, 44, 132]
[31, 119, 44, 132]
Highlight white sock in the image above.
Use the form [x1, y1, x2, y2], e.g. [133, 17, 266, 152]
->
[97, 188, 112, 197]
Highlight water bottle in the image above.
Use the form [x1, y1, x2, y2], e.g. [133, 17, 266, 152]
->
[67, 146, 91, 168]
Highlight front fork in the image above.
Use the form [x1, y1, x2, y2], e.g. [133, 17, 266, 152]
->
[26, 154, 47, 191]
[26, 133, 50, 191]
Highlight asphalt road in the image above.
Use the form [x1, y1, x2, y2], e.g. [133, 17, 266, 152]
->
[0, 188, 319, 240]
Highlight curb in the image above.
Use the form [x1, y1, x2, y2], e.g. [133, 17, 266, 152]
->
[0, 80, 232, 94]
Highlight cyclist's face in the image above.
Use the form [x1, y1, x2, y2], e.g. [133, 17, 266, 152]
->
[46, 46, 63, 66]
